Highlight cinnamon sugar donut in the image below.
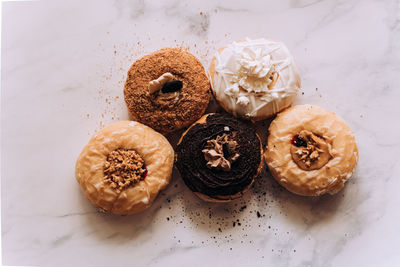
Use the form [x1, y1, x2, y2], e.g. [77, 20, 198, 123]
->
[75, 121, 174, 215]
[264, 105, 358, 196]
[124, 48, 211, 134]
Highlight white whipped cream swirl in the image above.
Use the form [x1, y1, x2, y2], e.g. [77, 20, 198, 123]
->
[212, 38, 301, 120]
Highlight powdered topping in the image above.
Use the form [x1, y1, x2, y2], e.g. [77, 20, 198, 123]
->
[202, 132, 240, 171]
[103, 148, 147, 193]
[290, 130, 333, 170]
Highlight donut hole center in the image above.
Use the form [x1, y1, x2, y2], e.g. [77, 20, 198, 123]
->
[148, 73, 183, 106]
[290, 130, 332, 170]
[103, 149, 147, 193]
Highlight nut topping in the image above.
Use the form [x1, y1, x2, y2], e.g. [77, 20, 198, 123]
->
[148, 72, 174, 94]
[103, 148, 147, 193]
[290, 130, 332, 170]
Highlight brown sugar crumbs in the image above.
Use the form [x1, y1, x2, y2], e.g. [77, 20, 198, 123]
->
[103, 149, 147, 193]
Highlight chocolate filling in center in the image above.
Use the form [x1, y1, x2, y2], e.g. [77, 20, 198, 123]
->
[176, 114, 261, 197]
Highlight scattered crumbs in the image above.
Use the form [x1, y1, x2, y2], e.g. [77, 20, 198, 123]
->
[166, 217, 169, 221]
[239, 205, 247, 211]
[218, 228, 222, 232]
[257, 211, 261, 218]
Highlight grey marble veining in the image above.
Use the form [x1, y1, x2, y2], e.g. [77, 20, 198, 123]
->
[2, 0, 400, 266]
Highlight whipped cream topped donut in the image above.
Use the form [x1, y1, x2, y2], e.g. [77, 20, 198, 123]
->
[210, 38, 301, 121]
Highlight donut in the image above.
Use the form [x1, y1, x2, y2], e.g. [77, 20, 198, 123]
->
[264, 105, 358, 196]
[75, 121, 174, 215]
[175, 113, 264, 202]
[209, 38, 301, 121]
[124, 48, 211, 134]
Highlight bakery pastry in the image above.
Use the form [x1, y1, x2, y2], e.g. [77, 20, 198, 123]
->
[264, 105, 358, 196]
[175, 113, 264, 202]
[75, 121, 174, 215]
[124, 48, 211, 134]
[209, 38, 301, 121]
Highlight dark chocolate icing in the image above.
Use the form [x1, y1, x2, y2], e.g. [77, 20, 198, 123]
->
[175, 113, 261, 197]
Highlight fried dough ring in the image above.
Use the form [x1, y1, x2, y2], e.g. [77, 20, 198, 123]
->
[75, 121, 174, 215]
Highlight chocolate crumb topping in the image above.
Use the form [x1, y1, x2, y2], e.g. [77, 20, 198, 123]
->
[176, 113, 261, 197]
[103, 149, 147, 193]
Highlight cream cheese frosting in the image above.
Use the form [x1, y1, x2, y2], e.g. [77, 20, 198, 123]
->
[210, 38, 301, 121]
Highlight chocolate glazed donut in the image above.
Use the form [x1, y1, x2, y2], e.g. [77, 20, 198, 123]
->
[176, 113, 263, 201]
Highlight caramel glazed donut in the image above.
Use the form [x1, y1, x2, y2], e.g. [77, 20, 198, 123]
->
[75, 121, 174, 215]
[264, 105, 358, 196]
[175, 113, 264, 202]
[124, 48, 211, 134]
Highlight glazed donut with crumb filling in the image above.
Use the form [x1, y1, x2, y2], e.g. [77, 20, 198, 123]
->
[75, 121, 174, 215]
[264, 105, 358, 196]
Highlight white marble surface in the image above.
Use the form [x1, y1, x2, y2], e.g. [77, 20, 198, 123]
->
[2, 0, 400, 266]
